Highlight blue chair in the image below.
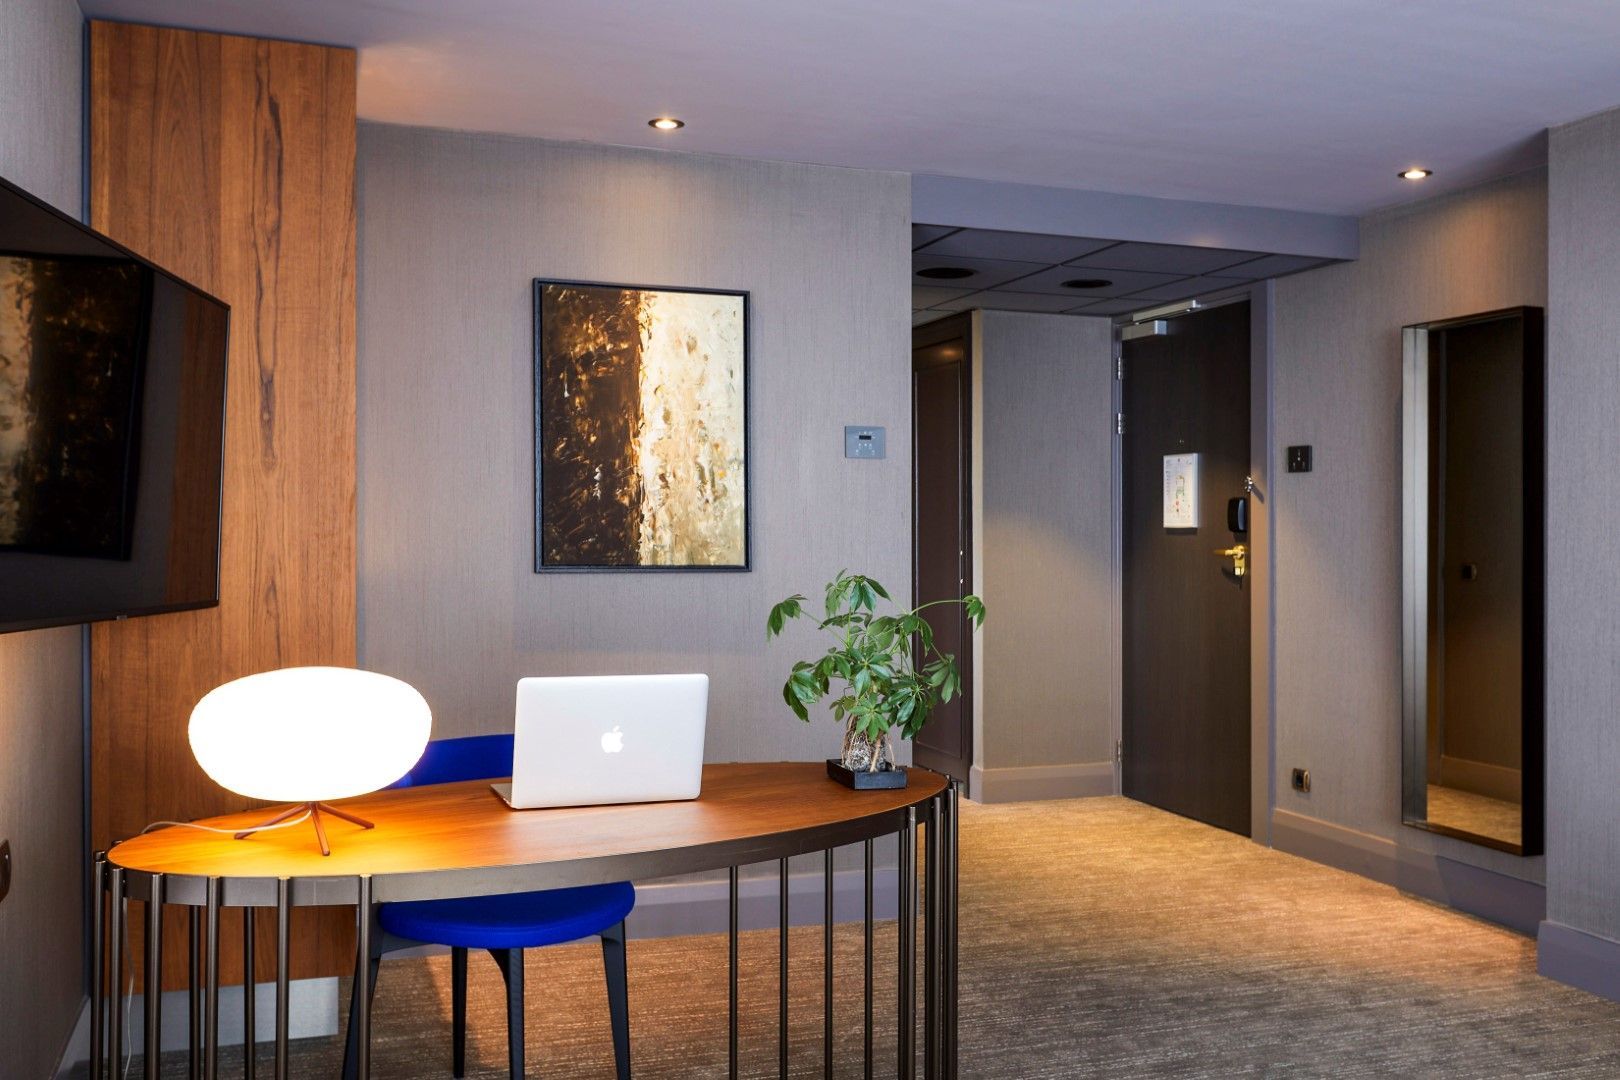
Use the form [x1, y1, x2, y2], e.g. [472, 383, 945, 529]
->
[342, 734, 634, 1079]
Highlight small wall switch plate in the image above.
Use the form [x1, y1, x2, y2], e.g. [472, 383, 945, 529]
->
[844, 425, 886, 460]
[0, 839, 10, 905]
[1287, 445, 1313, 473]
[1291, 768, 1311, 793]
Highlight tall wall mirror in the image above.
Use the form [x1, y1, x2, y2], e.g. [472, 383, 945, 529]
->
[1401, 307, 1544, 855]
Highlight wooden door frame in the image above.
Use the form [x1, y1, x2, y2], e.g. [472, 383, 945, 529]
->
[1110, 282, 1276, 843]
[911, 312, 975, 783]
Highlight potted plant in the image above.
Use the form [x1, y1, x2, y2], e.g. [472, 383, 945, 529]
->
[766, 570, 985, 789]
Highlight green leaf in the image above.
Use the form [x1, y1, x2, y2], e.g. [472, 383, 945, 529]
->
[964, 594, 987, 627]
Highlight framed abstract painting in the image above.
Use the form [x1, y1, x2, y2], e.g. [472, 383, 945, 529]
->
[533, 278, 750, 571]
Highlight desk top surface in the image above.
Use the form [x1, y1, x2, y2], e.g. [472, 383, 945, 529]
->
[107, 762, 945, 885]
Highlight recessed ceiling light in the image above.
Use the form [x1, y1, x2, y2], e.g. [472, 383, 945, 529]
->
[1061, 278, 1113, 289]
[917, 266, 976, 280]
[1399, 167, 1432, 180]
[649, 117, 685, 131]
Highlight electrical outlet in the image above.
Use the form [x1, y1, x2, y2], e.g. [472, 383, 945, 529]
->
[0, 839, 11, 905]
[1286, 445, 1313, 473]
[1291, 768, 1311, 793]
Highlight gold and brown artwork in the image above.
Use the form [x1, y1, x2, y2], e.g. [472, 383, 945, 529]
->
[535, 280, 748, 570]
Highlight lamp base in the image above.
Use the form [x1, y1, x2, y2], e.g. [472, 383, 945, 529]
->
[234, 801, 375, 857]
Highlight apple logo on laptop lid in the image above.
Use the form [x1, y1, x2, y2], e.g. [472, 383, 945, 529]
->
[601, 725, 625, 754]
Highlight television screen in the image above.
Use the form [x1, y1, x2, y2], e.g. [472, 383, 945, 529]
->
[0, 176, 228, 633]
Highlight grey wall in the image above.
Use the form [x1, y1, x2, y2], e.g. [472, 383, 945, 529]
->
[1546, 107, 1620, 943]
[0, 0, 88, 1074]
[1271, 168, 1547, 883]
[356, 124, 912, 765]
[973, 311, 1114, 782]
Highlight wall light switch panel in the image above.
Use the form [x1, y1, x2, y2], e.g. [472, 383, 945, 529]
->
[844, 426, 886, 460]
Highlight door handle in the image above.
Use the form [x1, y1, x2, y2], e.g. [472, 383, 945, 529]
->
[1213, 544, 1247, 577]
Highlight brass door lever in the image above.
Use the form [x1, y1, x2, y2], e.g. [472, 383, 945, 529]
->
[1213, 543, 1247, 577]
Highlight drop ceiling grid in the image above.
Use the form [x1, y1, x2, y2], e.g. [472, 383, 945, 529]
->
[910, 223, 1330, 316]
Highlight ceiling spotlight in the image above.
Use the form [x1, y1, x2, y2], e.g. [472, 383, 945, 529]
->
[1399, 167, 1432, 180]
[649, 117, 685, 131]
[1061, 278, 1113, 289]
[917, 266, 976, 280]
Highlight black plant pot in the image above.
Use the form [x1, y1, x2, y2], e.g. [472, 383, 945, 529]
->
[826, 759, 908, 790]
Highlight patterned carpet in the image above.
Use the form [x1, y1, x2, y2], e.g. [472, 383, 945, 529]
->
[129, 796, 1620, 1077]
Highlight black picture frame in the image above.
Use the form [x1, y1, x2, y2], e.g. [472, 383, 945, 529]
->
[533, 277, 751, 573]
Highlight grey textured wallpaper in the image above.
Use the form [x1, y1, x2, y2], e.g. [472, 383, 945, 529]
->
[0, 0, 89, 1074]
[356, 124, 912, 765]
[977, 311, 1115, 770]
[1547, 108, 1620, 941]
[1272, 169, 1547, 883]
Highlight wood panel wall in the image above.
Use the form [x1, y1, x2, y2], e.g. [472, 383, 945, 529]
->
[89, 21, 357, 990]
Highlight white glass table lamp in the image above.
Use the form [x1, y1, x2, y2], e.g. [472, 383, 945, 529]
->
[189, 666, 432, 855]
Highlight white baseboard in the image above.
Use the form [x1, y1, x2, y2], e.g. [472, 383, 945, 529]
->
[1270, 809, 1544, 935]
[968, 761, 1115, 804]
[56, 977, 337, 1073]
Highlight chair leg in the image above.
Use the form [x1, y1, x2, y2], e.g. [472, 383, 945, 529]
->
[452, 946, 468, 1078]
[491, 947, 526, 1080]
[601, 921, 632, 1080]
[340, 953, 381, 1080]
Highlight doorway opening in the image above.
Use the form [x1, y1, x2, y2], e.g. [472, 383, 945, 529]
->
[911, 314, 974, 782]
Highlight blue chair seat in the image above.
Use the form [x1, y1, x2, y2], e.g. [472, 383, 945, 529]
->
[380, 882, 636, 950]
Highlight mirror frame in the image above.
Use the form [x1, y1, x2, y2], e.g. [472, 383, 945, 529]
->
[1400, 306, 1545, 856]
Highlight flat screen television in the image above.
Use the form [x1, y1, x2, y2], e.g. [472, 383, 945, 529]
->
[0, 175, 228, 633]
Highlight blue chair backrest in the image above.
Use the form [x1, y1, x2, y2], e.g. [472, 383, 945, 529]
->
[393, 733, 514, 788]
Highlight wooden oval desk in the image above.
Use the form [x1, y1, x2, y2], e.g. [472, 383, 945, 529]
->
[94, 762, 960, 1080]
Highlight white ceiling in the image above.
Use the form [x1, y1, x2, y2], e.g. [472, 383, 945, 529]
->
[80, 0, 1620, 215]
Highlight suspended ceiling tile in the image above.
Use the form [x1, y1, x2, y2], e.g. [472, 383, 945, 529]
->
[912, 253, 1049, 290]
[1213, 253, 1331, 279]
[937, 290, 1084, 314]
[1066, 298, 1153, 316]
[915, 228, 1117, 264]
[995, 265, 1186, 297]
[912, 224, 958, 250]
[912, 284, 976, 307]
[913, 309, 949, 326]
[1066, 241, 1262, 276]
[1124, 275, 1255, 302]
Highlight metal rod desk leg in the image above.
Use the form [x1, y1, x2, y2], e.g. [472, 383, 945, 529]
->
[779, 856, 789, 1079]
[728, 864, 739, 1080]
[206, 879, 221, 1079]
[947, 780, 960, 1078]
[925, 796, 940, 1078]
[863, 839, 873, 1080]
[898, 808, 916, 1080]
[110, 868, 125, 1080]
[244, 907, 256, 1080]
[824, 847, 834, 1080]
[190, 906, 202, 1079]
[355, 877, 373, 1080]
[275, 879, 290, 1080]
[146, 873, 165, 1080]
[91, 854, 106, 1079]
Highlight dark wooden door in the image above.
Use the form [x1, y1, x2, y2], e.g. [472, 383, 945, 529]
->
[912, 315, 972, 781]
[1122, 301, 1251, 835]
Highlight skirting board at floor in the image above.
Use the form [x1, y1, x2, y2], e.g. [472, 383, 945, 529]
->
[56, 977, 338, 1073]
[969, 761, 1115, 804]
[1538, 921, 1620, 1004]
[1269, 809, 1545, 936]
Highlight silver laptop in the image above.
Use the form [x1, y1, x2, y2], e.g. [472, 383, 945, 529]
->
[492, 674, 708, 809]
